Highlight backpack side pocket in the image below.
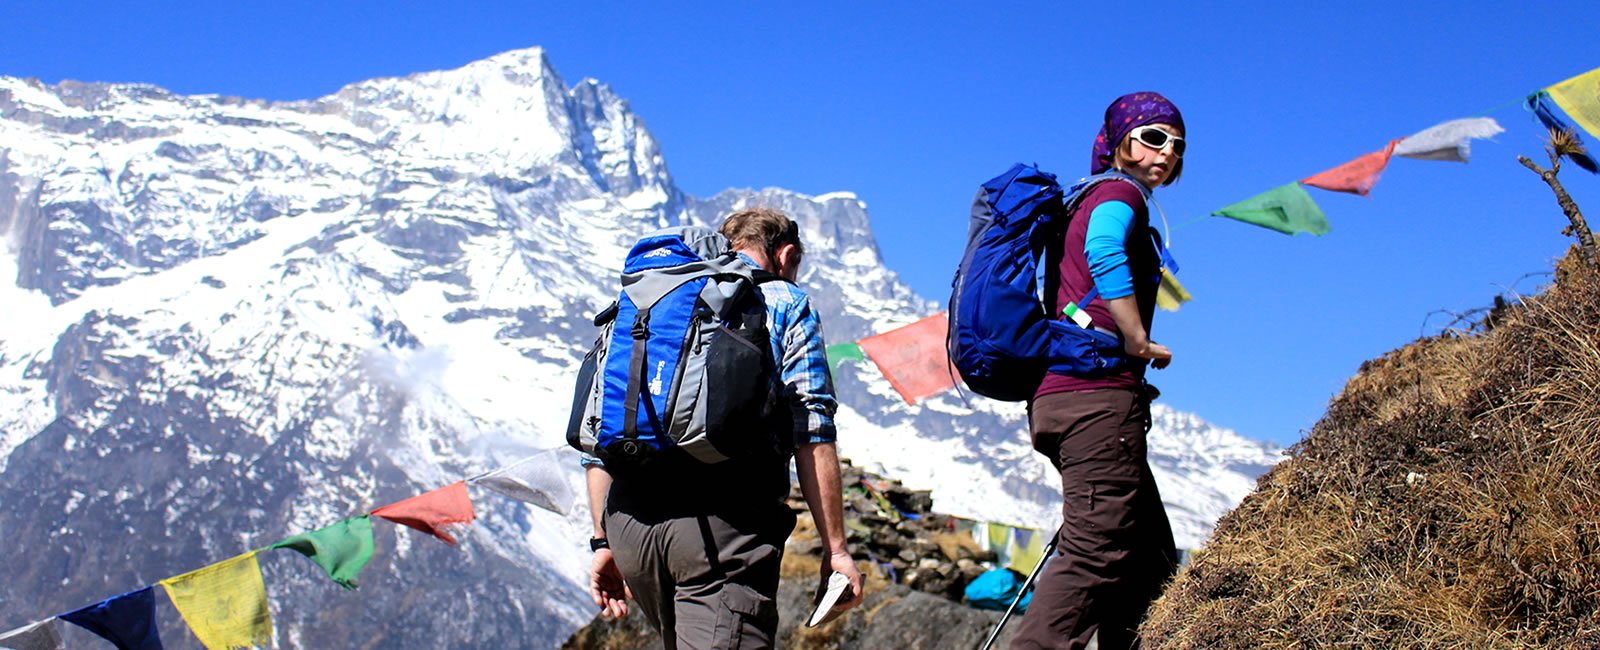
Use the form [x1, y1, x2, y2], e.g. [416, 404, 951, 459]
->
[567, 305, 617, 455]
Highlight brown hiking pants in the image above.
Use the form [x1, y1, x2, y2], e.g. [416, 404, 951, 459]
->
[1010, 388, 1178, 650]
[604, 492, 796, 650]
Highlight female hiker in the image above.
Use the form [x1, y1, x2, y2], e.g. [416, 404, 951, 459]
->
[1011, 92, 1184, 650]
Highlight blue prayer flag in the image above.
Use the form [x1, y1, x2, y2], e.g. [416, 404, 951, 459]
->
[1529, 92, 1600, 174]
[59, 587, 163, 650]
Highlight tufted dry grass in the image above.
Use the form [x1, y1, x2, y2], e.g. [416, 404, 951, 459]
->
[1143, 250, 1600, 649]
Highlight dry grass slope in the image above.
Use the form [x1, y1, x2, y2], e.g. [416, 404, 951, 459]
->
[1143, 250, 1600, 649]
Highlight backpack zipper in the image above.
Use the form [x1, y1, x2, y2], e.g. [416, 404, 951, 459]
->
[663, 304, 716, 432]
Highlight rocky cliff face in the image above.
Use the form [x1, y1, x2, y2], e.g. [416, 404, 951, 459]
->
[0, 47, 1279, 647]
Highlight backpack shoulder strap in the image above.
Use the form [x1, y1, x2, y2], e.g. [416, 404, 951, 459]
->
[1062, 171, 1150, 215]
[1056, 172, 1153, 331]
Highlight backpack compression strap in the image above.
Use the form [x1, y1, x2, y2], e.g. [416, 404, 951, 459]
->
[621, 307, 652, 442]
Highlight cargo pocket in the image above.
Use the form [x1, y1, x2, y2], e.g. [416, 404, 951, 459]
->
[1116, 393, 1150, 466]
[711, 582, 778, 649]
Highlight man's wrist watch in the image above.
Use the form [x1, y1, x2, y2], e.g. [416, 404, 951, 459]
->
[589, 537, 610, 552]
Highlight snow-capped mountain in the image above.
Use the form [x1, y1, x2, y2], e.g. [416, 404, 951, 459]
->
[0, 48, 1281, 647]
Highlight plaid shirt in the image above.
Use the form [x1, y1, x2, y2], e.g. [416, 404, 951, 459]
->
[748, 257, 840, 447]
[580, 256, 838, 467]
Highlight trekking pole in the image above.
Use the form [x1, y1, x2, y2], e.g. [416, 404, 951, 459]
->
[979, 527, 1060, 650]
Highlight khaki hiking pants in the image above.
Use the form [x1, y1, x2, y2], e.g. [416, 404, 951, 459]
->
[604, 496, 796, 650]
[1011, 387, 1179, 650]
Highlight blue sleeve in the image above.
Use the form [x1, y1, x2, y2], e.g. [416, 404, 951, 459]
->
[1084, 200, 1136, 300]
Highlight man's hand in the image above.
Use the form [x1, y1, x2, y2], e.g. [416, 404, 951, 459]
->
[823, 550, 865, 611]
[796, 442, 863, 614]
[590, 548, 631, 618]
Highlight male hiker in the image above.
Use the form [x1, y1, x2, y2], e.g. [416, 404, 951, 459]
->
[579, 207, 863, 648]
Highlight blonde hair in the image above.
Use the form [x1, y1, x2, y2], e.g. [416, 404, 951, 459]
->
[719, 207, 804, 259]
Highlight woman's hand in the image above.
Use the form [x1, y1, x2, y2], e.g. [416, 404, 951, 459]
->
[1106, 295, 1171, 369]
[1124, 338, 1173, 370]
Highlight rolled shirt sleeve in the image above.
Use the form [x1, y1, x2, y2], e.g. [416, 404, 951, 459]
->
[777, 292, 839, 446]
[1084, 199, 1137, 300]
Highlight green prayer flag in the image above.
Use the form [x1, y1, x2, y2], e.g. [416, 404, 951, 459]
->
[1212, 183, 1330, 236]
[269, 515, 375, 590]
[825, 343, 866, 374]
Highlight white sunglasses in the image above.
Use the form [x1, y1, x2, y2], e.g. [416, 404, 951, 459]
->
[1129, 126, 1186, 157]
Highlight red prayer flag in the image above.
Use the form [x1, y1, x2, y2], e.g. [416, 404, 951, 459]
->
[856, 312, 958, 405]
[1301, 140, 1399, 197]
[371, 481, 477, 545]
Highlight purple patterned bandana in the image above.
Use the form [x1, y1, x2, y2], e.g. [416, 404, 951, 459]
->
[1091, 92, 1186, 175]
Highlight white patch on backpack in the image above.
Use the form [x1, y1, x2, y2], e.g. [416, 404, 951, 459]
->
[644, 248, 674, 258]
[649, 360, 666, 394]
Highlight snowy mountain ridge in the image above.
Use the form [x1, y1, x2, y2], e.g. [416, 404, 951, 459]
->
[0, 47, 1280, 647]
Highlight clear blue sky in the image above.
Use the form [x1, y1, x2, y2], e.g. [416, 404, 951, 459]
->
[5, 2, 1598, 446]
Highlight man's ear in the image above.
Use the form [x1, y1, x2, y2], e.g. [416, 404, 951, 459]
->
[774, 243, 801, 279]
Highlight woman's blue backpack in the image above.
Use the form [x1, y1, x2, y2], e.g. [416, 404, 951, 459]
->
[947, 164, 1143, 401]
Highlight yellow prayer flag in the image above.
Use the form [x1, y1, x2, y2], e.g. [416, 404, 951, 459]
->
[1156, 268, 1192, 311]
[1006, 528, 1047, 574]
[987, 522, 1009, 553]
[160, 551, 273, 650]
[1548, 67, 1600, 138]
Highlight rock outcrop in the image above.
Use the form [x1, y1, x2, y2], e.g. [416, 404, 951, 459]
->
[563, 460, 1031, 649]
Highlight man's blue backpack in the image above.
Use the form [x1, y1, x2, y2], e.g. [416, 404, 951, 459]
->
[948, 164, 1144, 402]
[566, 226, 783, 468]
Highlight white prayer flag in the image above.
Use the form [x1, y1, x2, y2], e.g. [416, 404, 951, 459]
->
[1393, 117, 1504, 163]
[0, 619, 64, 650]
[472, 448, 577, 515]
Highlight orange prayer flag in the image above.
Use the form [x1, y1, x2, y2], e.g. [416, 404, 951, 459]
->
[371, 481, 477, 546]
[1301, 140, 1399, 197]
[856, 312, 958, 405]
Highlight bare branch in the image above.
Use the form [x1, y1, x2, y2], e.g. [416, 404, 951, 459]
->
[1520, 137, 1597, 269]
